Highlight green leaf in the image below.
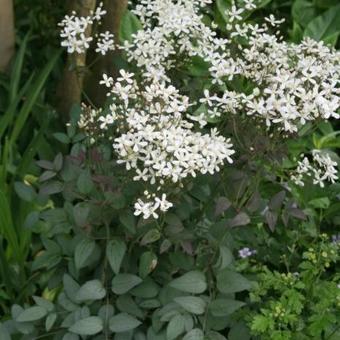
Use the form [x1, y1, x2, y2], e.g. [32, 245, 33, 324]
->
[69, 316, 103, 335]
[292, 0, 318, 27]
[14, 182, 36, 202]
[140, 229, 161, 245]
[40, 181, 64, 196]
[216, 269, 252, 294]
[120, 211, 136, 234]
[308, 197, 330, 209]
[167, 314, 185, 340]
[228, 322, 251, 340]
[74, 238, 96, 270]
[0, 324, 11, 340]
[216, 0, 232, 22]
[33, 296, 54, 312]
[120, 10, 142, 42]
[62, 334, 79, 340]
[53, 132, 71, 144]
[116, 295, 144, 319]
[109, 313, 141, 333]
[139, 251, 158, 278]
[73, 204, 89, 227]
[9, 33, 29, 104]
[106, 239, 127, 274]
[169, 271, 207, 294]
[304, 4, 340, 45]
[315, 0, 339, 8]
[45, 313, 57, 332]
[214, 246, 233, 270]
[63, 274, 80, 302]
[251, 315, 273, 333]
[112, 274, 143, 295]
[229, 212, 250, 227]
[174, 296, 206, 315]
[206, 331, 227, 340]
[130, 278, 160, 298]
[209, 299, 245, 317]
[77, 171, 94, 195]
[0, 190, 20, 261]
[75, 280, 106, 302]
[9, 51, 60, 146]
[98, 305, 115, 322]
[183, 329, 204, 340]
[16, 306, 47, 322]
[187, 56, 210, 76]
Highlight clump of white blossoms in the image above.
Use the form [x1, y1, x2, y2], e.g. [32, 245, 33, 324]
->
[124, 0, 339, 133]
[103, 70, 235, 218]
[59, 2, 113, 54]
[60, 0, 339, 217]
[291, 150, 338, 188]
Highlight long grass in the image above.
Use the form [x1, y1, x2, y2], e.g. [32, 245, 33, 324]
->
[0, 35, 60, 309]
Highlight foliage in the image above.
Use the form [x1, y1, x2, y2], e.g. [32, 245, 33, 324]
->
[248, 234, 340, 340]
[0, 36, 60, 311]
[0, 113, 257, 338]
[0, 0, 339, 339]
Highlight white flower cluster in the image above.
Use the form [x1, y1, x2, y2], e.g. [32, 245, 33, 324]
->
[100, 70, 235, 218]
[123, 0, 339, 133]
[134, 193, 173, 219]
[292, 150, 338, 188]
[59, 2, 111, 54]
[95, 31, 115, 55]
[60, 0, 339, 218]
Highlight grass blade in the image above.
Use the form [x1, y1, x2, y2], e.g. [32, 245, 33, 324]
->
[9, 51, 61, 147]
[0, 72, 35, 138]
[9, 33, 30, 105]
[0, 189, 20, 262]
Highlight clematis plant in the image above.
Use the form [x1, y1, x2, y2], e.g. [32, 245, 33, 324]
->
[59, 0, 339, 219]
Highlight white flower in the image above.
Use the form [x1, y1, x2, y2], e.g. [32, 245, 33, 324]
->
[227, 3, 244, 22]
[99, 74, 114, 87]
[244, 0, 257, 10]
[96, 31, 115, 55]
[292, 150, 338, 188]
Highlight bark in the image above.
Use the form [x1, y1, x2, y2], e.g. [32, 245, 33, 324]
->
[0, 0, 15, 73]
[56, 0, 97, 120]
[86, 0, 128, 106]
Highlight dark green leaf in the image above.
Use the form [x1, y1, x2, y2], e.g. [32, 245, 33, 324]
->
[74, 239, 96, 270]
[183, 329, 204, 340]
[169, 271, 207, 294]
[53, 132, 71, 144]
[77, 171, 94, 195]
[109, 313, 141, 333]
[112, 274, 143, 295]
[292, 0, 318, 27]
[14, 182, 36, 202]
[107, 239, 127, 274]
[304, 4, 340, 45]
[69, 316, 103, 335]
[140, 229, 161, 245]
[167, 314, 185, 340]
[216, 269, 252, 294]
[45, 313, 57, 332]
[209, 299, 245, 317]
[174, 296, 206, 315]
[139, 251, 158, 278]
[75, 280, 106, 302]
[120, 10, 142, 42]
[16, 306, 47, 322]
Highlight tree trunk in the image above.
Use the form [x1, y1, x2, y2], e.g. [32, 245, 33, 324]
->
[0, 0, 15, 73]
[86, 0, 128, 106]
[56, 0, 97, 120]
